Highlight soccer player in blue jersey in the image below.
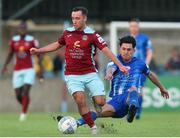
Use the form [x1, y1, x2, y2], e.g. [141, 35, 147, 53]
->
[129, 18, 153, 119]
[76, 35, 169, 126]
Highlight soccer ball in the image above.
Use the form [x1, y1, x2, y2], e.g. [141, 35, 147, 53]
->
[58, 116, 77, 134]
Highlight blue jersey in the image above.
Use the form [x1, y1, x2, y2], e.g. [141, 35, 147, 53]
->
[133, 33, 152, 61]
[107, 55, 150, 97]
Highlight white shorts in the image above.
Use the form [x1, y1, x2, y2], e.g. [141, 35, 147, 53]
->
[12, 68, 36, 89]
[65, 72, 105, 97]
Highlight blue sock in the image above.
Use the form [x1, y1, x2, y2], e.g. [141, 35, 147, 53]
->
[77, 111, 97, 126]
[129, 91, 139, 108]
[136, 95, 143, 116]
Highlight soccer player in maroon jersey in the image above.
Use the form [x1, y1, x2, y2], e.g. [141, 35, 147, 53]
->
[30, 7, 128, 133]
[1, 21, 43, 121]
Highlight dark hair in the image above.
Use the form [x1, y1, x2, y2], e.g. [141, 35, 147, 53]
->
[129, 18, 140, 23]
[72, 6, 88, 16]
[119, 36, 136, 48]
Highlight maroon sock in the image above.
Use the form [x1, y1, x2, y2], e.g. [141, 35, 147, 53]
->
[82, 111, 95, 128]
[22, 96, 30, 113]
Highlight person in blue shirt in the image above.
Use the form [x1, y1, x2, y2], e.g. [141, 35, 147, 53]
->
[129, 18, 153, 119]
[75, 35, 169, 126]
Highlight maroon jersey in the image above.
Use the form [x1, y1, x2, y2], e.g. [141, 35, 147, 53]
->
[58, 27, 107, 75]
[10, 35, 39, 70]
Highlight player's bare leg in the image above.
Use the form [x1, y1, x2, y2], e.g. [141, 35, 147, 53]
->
[73, 92, 89, 115]
[92, 95, 106, 113]
[15, 86, 23, 105]
[19, 84, 31, 121]
[97, 103, 115, 117]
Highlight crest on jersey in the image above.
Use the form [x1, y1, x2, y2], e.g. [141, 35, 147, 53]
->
[82, 35, 88, 41]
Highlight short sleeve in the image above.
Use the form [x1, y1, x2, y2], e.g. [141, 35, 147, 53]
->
[107, 61, 118, 70]
[58, 31, 66, 45]
[93, 33, 107, 50]
[143, 63, 151, 76]
[146, 37, 153, 49]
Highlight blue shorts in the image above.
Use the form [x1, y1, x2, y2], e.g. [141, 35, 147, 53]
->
[65, 72, 105, 97]
[12, 68, 36, 89]
[107, 93, 129, 118]
[140, 74, 147, 87]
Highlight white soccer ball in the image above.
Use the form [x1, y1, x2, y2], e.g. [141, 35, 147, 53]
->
[58, 116, 77, 134]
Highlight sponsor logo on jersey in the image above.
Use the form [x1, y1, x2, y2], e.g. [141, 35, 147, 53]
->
[73, 41, 80, 49]
[19, 46, 25, 52]
[17, 45, 27, 59]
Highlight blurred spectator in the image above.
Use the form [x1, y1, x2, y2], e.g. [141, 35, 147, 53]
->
[149, 58, 159, 74]
[165, 47, 180, 70]
[34, 54, 54, 78]
[53, 48, 65, 78]
[53, 55, 63, 76]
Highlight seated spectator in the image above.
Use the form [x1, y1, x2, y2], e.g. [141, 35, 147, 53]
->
[165, 47, 180, 70]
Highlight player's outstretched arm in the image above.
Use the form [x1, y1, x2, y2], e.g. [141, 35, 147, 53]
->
[101, 47, 128, 74]
[148, 71, 169, 99]
[30, 41, 61, 55]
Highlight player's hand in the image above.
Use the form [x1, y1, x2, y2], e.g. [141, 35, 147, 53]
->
[30, 48, 39, 55]
[104, 72, 113, 80]
[118, 65, 129, 74]
[160, 88, 169, 99]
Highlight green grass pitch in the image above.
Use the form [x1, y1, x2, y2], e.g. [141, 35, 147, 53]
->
[0, 112, 180, 137]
